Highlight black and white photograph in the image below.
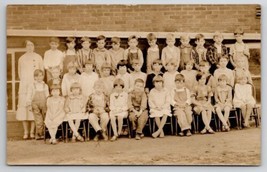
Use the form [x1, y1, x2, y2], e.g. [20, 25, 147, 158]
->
[6, 4, 261, 165]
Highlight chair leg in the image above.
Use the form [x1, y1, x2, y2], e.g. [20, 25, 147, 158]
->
[170, 116, 173, 135]
[234, 110, 239, 130]
[87, 121, 90, 141]
[60, 124, 65, 143]
[65, 123, 69, 142]
[126, 118, 131, 138]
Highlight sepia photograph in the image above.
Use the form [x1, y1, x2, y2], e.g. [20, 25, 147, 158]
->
[6, 4, 261, 165]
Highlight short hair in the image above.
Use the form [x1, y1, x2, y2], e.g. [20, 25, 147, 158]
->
[213, 31, 224, 39]
[234, 27, 244, 35]
[134, 78, 145, 85]
[128, 35, 138, 42]
[166, 58, 177, 67]
[50, 84, 61, 93]
[67, 60, 78, 69]
[117, 60, 128, 69]
[147, 33, 157, 41]
[49, 37, 60, 43]
[218, 74, 228, 82]
[93, 80, 105, 91]
[24, 40, 34, 47]
[33, 69, 44, 77]
[166, 33, 175, 40]
[80, 36, 91, 43]
[66, 37, 76, 44]
[101, 62, 112, 70]
[111, 37, 121, 44]
[70, 82, 82, 91]
[152, 75, 164, 85]
[113, 78, 125, 88]
[195, 34, 205, 41]
[185, 60, 195, 66]
[180, 33, 190, 41]
[152, 59, 162, 66]
[175, 74, 185, 82]
[199, 60, 210, 67]
[96, 35, 106, 41]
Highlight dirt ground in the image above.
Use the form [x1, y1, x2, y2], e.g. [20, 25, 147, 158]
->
[6, 127, 261, 166]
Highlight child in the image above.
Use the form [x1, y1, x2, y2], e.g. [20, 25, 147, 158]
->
[146, 33, 160, 74]
[171, 74, 192, 136]
[149, 76, 171, 138]
[47, 67, 62, 89]
[123, 35, 144, 72]
[145, 59, 163, 93]
[192, 73, 214, 134]
[76, 36, 93, 74]
[61, 61, 81, 97]
[87, 80, 109, 141]
[198, 61, 216, 91]
[191, 34, 207, 70]
[64, 82, 87, 142]
[92, 35, 112, 74]
[63, 37, 77, 75]
[80, 60, 99, 97]
[206, 31, 229, 74]
[161, 33, 180, 71]
[233, 58, 253, 84]
[26, 69, 49, 139]
[43, 37, 64, 82]
[163, 58, 180, 92]
[180, 60, 198, 91]
[130, 59, 147, 87]
[230, 27, 250, 70]
[44, 84, 65, 144]
[179, 33, 193, 71]
[233, 76, 256, 128]
[214, 74, 232, 132]
[99, 63, 115, 96]
[115, 60, 133, 92]
[214, 56, 235, 87]
[109, 78, 128, 141]
[109, 37, 126, 72]
[128, 79, 148, 140]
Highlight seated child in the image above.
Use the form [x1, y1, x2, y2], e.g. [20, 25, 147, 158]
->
[99, 62, 115, 96]
[180, 60, 198, 91]
[64, 82, 87, 142]
[87, 80, 109, 141]
[63, 37, 77, 75]
[76, 36, 93, 74]
[192, 73, 214, 134]
[161, 33, 180, 71]
[109, 78, 129, 141]
[214, 56, 234, 87]
[128, 79, 148, 140]
[149, 76, 171, 138]
[26, 69, 49, 139]
[191, 33, 207, 70]
[47, 66, 62, 89]
[198, 61, 216, 91]
[109, 37, 126, 72]
[179, 33, 193, 71]
[44, 84, 65, 144]
[214, 74, 232, 132]
[115, 60, 133, 92]
[146, 33, 160, 74]
[163, 58, 180, 92]
[171, 74, 192, 136]
[145, 59, 163, 93]
[233, 57, 253, 84]
[233, 76, 256, 128]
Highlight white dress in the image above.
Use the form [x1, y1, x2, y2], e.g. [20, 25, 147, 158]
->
[80, 72, 99, 97]
[109, 91, 128, 117]
[233, 84, 256, 108]
[45, 96, 65, 128]
[16, 52, 43, 121]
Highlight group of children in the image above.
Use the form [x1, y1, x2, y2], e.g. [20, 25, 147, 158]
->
[24, 27, 256, 144]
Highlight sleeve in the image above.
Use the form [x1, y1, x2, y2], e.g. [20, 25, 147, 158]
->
[45, 84, 50, 98]
[59, 51, 64, 71]
[61, 75, 67, 96]
[185, 88, 191, 105]
[123, 49, 129, 62]
[109, 94, 116, 111]
[229, 70, 235, 87]
[38, 55, 44, 71]
[141, 92, 148, 110]
[206, 47, 214, 64]
[207, 86, 213, 97]
[226, 87, 233, 104]
[105, 51, 112, 65]
[26, 84, 33, 104]
[128, 93, 134, 111]
[244, 44, 250, 58]
[176, 47, 180, 69]
[138, 49, 144, 67]
[43, 51, 48, 70]
[247, 70, 253, 84]
[148, 90, 157, 109]
[161, 48, 167, 68]
[214, 88, 220, 103]
[64, 96, 70, 112]
[170, 89, 176, 106]
[122, 93, 129, 111]
[104, 95, 110, 112]
[163, 91, 171, 109]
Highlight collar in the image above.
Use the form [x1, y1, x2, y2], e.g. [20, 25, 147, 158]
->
[180, 44, 191, 49]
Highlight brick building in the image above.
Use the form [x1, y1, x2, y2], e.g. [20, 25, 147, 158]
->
[6, 4, 261, 138]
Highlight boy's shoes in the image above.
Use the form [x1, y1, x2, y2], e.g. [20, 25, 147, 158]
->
[186, 130, 192, 136]
[207, 128, 215, 134]
[110, 135, 118, 141]
[135, 133, 141, 140]
[77, 135, 84, 142]
[140, 133, 144, 138]
[35, 135, 44, 140]
[102, 132, 108, 141]
[93, 134, 100, 142]
[200, 128, 207, 134]
[23, 134, 28, 140]
[178, 132, 184, 136]
[30, 133, 35, 139]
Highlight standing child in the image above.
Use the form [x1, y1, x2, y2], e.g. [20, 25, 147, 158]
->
[161, 33, 180, 71]
[109, 79, 129, 141]
[145, 59, 163, 93]
[214, 74, 232, 132]
[64, 82, 87, 142]
[63, 37, 77, 75]
[163, 58, 179, 92]
[124, 35, 144, 72]
[149, 76, 171, 138]
[87, 80, 109, 141]
[92, 35, 112, 75]
[99, 63, 115, 96]
[26, 69, 49, 139]
[43, 37, 64, 82]
[130, 59, 147, 88]
[179, 33, 193, 71]
[44, 84, 65, 144]
[146, 33, 160, 74]
[47, 67, 62, 89]
[76, 36, 93, 74]
[230, 27, 250, 70]
[214, 56, 235, 87]
[233, 76, 256, 128]
[109, 37, 126, 72]
[128, 79, 148, 140]
[206, 31, 229, 74]
[80, 60, 99, 97]
[192, 73, 215, 134]
[115, 60, 133, 92]
[180, 60, 198, 91]
[61, 61, 81, 97]
[233, 58, 253, 84]
[171, 74, 192, 136]
[191, 34, 207, 70]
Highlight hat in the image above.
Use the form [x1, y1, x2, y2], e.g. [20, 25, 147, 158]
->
[153, 75, 164, 83]
[70, 82, 81, 90]
[101, 62, 111, 70]
[50, 84, 61, 90]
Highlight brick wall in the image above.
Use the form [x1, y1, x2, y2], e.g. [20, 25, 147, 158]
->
[7, 5, 260, 33]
